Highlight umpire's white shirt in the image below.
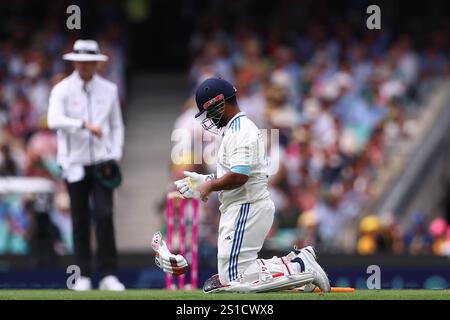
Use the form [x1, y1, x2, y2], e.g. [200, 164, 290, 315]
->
[47, 71, 124, 171]
[217, 112, 270, 212]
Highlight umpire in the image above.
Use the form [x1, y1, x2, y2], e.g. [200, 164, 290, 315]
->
[47, 40, 125, 291]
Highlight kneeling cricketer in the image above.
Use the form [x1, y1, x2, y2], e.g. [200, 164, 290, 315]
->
[154, 78, 330, 293]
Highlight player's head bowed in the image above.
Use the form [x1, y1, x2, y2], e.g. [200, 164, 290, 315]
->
[194, 77, 238, 134]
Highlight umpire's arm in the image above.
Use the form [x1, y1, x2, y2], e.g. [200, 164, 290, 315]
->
[109, 87, 124, 161]
[47, 84, 84, 131]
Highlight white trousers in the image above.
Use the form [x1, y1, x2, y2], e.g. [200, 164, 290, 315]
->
[217, 198, 275, 285]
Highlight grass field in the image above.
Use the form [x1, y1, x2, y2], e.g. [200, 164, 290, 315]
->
[0, 289, 448, 300]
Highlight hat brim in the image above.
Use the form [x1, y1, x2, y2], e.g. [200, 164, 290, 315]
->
[194, 109, 206, 118]
[63, 53, 109, 62]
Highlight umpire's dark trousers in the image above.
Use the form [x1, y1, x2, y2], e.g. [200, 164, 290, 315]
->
[65, 165, 118, 278]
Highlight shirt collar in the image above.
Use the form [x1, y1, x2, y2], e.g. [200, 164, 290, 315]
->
[225, 112, 246, 130]
[72, 71, 97, 91]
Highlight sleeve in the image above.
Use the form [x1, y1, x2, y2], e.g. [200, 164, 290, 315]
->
[228, 131, 255, 174]
[109, 87, 125, 161]
[47, 84, 84, 131]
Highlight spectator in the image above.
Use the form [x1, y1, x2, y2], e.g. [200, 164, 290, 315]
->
[0, 144, 19, 176]
[404, 213, 433, 255]
[429, 218, 450, 256]
[8, 90, 39, 140]
[357, 215, 381, 255]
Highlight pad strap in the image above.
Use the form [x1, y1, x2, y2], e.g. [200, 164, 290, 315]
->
[278, 257, 295, 278]
[256, 259, 273, 283]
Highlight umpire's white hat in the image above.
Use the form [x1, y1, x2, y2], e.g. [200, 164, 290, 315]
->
[63, 40, 108, 62]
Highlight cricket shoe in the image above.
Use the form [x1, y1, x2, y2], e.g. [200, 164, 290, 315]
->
[99, 275, 126, 291]
[288, 246, 330, 293]
[72, 276, 92, 291]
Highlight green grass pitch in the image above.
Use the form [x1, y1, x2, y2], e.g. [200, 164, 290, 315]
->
[0, 289, 448, 300]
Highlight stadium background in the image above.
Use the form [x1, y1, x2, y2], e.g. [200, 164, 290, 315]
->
[0, 0, 449, 289]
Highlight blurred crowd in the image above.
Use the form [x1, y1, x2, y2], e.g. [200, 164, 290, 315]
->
[0, 11, 126, 258]
[357, 214, 450, 256]
[172, 20, 450, 255]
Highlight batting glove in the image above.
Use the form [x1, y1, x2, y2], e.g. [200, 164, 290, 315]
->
[174, 177, 199, 198]
[174, 171, 214, 198]
[183, 171, 215, 185]
[151, 231, 188, 276]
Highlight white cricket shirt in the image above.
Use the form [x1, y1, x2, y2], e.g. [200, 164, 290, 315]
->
[217, 112, 270, 212]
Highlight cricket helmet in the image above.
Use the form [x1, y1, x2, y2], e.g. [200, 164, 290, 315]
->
[194, 77, 237, 134]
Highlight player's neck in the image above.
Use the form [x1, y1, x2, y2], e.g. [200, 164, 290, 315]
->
[223, 108, 241, 126]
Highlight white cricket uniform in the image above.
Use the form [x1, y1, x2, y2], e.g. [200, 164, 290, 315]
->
[216, 112, 275, 285]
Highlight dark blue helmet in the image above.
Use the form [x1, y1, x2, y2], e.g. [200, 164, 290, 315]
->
[194, 78, 237, 118]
